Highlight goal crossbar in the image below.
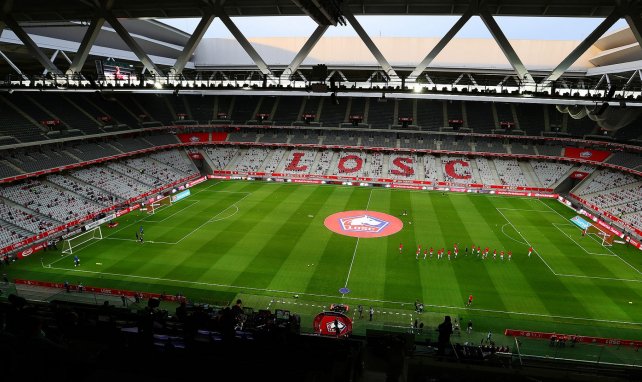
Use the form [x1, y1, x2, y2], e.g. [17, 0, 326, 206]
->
[61, 226, 103, 254]
[586, 225, 614, 247]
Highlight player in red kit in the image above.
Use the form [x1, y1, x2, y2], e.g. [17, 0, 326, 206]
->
[399, 243, 403, 254]
[467, 294, 473, 306]
[528, 246, 533, 258]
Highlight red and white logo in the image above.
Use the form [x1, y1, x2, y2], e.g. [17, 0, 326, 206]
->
[580, 151, 593, 158]
[340, 215, 389, 233]
[20, 248, 33, 257]
[189, 136, 200, 142]
[325, 210, 403, 238]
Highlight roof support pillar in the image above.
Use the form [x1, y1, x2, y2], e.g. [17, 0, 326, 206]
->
[542, 8, 622, 86]
[479, 8, 533, 84]
[102, 11, 164, 77]
[343, 9, 398, 82]
[215, 7, 272, 76]
[281, 24, 328, 80]
[68, 17, 105, 75]
[171, 10, 216, 76]
[2, 14, 63, 75]
[0, 49, 28, 80]
[409, 10, 472, 80]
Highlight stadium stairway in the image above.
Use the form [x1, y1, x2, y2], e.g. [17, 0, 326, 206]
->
[520, 162, 541, 188]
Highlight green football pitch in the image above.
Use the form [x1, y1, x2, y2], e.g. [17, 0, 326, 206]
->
[7, 180, 642, 351]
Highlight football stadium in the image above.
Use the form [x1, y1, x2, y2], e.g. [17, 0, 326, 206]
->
[1, 0, 642, 380]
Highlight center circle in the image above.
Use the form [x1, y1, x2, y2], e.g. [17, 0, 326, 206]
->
[324, 210, 404, 238]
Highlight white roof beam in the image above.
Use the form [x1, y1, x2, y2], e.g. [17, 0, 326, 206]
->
[43, 49, 59, 76]
[0, 49, 28, 80]
[281, 24, 328, 80]
[409, 9, 472, 80]
[625, 10, 642, 50]
[102, 11, 165, 77]
[215, 6, 272, 76]
[171, 9, 216, 75]
[343, 9, 398, 82]
[2, 14, 63, 75]
[479, 8, 533, 84]
[68, 17, 106, 75]
[542, 8, 622, 86]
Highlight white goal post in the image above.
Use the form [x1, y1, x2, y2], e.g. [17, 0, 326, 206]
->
[61, 226, 103, 254]
[143, 196, 172, 215]
[586, 225, 615, 247]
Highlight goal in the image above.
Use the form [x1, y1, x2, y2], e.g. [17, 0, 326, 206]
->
[144, 196, 172, 215]
[586, 225, 615, 247]
[61, 226, 103, 254]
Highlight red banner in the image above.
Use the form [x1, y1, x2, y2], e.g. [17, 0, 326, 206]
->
[570, 171, 590, 180]
[188, 152, 203, 160]
[504, 329, 642, 348]
[177, 133, 210, 143]
[14, 279, 183, 302]
[564, 147, 611, 162]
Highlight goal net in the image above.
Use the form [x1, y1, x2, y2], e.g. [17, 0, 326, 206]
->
[144, 196, 172, 215]
[586, 225, 615, 247]
[61, 226, 103, 254]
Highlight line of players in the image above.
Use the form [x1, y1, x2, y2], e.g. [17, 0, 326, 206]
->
[399, 243, 534, 261]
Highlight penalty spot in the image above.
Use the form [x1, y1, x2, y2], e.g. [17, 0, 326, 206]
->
[96, 262, 102, 266]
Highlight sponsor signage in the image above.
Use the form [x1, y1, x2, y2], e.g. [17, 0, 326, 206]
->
[570, 216, 592, 230]
[171, 189, 191, 203]
[85, 213, 116, 231]
[504, 329, 642, 348]
[564, 147, 611, 162]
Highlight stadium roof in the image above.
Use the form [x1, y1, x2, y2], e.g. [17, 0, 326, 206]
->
[1, 0, 642, 95]
[4, 0, 631, 20]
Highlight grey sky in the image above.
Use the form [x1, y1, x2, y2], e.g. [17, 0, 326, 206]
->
[161, 15, 627, 40]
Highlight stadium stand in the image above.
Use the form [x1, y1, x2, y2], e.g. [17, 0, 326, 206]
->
[142, 133, 180, 146]
[204, 146, 239, 170]
[232, 96, 260, 124]
[416, 100, 444, 130]
[273, 96, 302, 126]
[0, 94, 47, 143]
[368, 151, 385, 177]
[464, 101, 494, 133]
[0, 160, 22, 178]
[235, 147, 273, 172]
[148, 149, 200, 176]
[70, 166, 150, 200]
[423, 154, 440, 182]
[0, 199, 56, 234]
[261, 147, 287, 173]
[133, 94, 175, 125]
[531, 161, 573, 188]
[1, 179, 103, 223]
[606, 152, 642, 170]
[313, 149, 334, 175]
[441, 155, 475, 184]
[6, 149, 77, 173]
[109, 137, 153, 153]
[494, 159, 528, 186]
[319, 94, 348, 127]
[47, 173, 115, 206]
[29, 93, 103, 135]
[282, 149, 317, 174]
[68, 142, 120, 161]
[576, 169, 637, 195]
[515, 104, 546, 136]
[475, 157, 497, 185]
[367, 98, 395, 129]
[187, 94, 215, 124]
